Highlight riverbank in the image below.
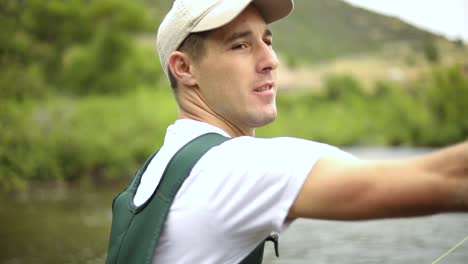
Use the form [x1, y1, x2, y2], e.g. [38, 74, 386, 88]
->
[2, 147, 467, 264]
[2, 64, 468, 192]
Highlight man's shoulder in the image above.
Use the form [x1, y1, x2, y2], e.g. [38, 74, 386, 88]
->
[210, 136, 342, 157]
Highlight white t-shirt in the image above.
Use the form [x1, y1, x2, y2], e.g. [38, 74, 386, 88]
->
[133, 119, 353, 264]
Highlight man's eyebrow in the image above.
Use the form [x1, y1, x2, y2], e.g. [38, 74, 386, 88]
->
[224, 30, 252, 44]
[223, 28, 273, 44]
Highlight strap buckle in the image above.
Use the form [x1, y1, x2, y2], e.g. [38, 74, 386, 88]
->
[266, 233, 279, 257]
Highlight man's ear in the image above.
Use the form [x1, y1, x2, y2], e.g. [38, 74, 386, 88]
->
[168, 51, 197, 86]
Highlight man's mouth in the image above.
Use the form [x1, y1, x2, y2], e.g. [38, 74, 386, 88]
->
[254, 82, 275, 92]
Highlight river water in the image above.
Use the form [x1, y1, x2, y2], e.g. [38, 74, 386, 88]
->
[1, 147, 467, 263]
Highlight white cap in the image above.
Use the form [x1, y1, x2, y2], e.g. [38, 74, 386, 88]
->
[156, 0, 294, 78]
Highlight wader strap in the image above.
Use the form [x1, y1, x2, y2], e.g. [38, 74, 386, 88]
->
[240, 242, 266, 263]
[106, 132, 273, 264]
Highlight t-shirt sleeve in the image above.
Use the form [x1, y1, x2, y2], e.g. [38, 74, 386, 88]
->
[189, 136, 354, 236]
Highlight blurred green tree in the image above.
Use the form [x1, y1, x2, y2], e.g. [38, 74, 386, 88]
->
[0, 0, 159, 99]
[423, 65, 468, 145]
[324, 74, 364, 101]
[423, 40, 439, 63]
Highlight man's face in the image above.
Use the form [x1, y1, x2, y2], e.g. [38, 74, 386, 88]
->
[191, 5, 279, 131]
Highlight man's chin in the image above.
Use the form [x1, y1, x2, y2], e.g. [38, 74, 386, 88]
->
[252, 112, 277, 128]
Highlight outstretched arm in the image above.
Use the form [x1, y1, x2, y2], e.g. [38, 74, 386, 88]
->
[288, 141, 468, 221]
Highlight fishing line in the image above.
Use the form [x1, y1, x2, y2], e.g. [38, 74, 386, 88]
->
[431, 235, 468, 264]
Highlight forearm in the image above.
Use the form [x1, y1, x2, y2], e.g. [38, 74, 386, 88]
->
[365, 159, 458, 218]
[413, 140, 468, 211]
[361, 141, 468, 218]
[289, 141, 468, 221]
[318, 158, 458, 220]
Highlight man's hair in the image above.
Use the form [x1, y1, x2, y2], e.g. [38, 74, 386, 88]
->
[168, 31, 209, 91]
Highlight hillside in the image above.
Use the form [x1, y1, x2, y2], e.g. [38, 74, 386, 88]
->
[145, 0, 445, 64]
[270, 0, 443, 63]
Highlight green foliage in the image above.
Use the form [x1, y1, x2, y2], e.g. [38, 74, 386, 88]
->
[422, 65, 468, 145]
[259, 65, 468, 147]
[324, 74, 364, 100]
[370, 81, 433, 145]
[63, 40, 162, 95]
[0, 0, 466, 191]
[0, 88, 176, 191]
[0, 63, 48, 101]
[0, 0, 157, 99]
[423, 40, 439, 63]
[2, 65, 468, 191]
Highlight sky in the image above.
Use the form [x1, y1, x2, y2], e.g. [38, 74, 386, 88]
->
[344, 0, 468, 42]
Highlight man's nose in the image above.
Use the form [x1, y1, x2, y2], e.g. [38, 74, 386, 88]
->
[256, 44, 279, 73]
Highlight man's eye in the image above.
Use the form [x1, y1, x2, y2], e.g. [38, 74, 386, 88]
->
[264, 39, 273, 46]
[232, 43, 247, 50]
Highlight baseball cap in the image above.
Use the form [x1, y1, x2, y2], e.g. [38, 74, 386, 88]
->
[156, 0, 294, 78]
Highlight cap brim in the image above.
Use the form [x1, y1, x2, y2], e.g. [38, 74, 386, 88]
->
[192, 0, 293, 33]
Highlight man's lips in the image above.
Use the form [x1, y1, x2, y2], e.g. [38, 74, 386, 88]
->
[253, 81, 275, 92]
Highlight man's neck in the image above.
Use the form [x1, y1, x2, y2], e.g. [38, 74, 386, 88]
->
[178, 111, 255, 138]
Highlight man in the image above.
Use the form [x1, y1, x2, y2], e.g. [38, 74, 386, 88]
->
[109, 0, 468, 263]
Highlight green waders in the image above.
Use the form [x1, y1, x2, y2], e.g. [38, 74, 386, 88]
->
[105, 133, 279, 264]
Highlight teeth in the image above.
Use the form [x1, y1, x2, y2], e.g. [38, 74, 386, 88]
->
[257, 85, 270, 91]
